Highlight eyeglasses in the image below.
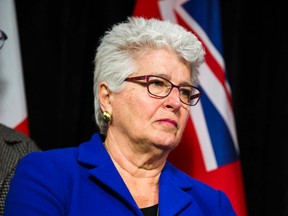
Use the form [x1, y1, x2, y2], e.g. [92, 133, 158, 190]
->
[124, 75, 201, 106]
[0, 29, 8, 49]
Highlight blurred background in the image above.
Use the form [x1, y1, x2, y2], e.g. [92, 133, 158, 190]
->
[2, 0, 288, 215]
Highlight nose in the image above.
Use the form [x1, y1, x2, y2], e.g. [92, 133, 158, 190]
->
[164, 87, 182, 109]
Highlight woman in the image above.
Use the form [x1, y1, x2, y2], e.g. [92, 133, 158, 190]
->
[4, 17, 236, 216]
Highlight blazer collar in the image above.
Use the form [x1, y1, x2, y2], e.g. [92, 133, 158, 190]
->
[159, 163, 205, 215]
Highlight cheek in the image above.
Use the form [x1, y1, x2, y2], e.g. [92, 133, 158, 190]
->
[113, 89, 155, 122]
[133, 97, 157, 120]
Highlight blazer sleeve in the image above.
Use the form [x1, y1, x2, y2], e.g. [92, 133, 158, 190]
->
[3, 152, 68, 216]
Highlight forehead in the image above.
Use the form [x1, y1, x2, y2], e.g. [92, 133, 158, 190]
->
[135, 49, 191, 82]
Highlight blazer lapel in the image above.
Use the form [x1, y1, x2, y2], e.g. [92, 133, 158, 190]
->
[159, 163, 205, 216]
[77, 133, 140, 215]
[88, 162, 136, 207]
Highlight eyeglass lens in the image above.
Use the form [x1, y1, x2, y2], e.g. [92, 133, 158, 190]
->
[146, 76, 200, 106]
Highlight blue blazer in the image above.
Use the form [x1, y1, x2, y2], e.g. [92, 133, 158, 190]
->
[4, 133, 236, 216]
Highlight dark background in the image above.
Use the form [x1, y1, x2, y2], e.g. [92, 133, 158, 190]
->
[14, 1, 288, 215]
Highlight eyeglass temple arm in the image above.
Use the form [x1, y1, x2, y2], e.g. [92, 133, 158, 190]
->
[0, 30, 8, 40]
[125, 75, 149, 81]
[190, 92, 201, 99]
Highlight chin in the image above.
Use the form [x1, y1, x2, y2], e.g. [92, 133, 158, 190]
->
[154, 138, 180, 151]
[150, 130, 181, 148]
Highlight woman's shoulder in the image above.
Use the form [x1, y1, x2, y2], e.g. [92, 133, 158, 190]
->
[22, 146, 77, 161]
[8, 146, 81, 201]
[17, 132, 102, 174]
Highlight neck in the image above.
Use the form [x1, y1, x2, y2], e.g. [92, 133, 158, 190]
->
[104, 131, 166, 208]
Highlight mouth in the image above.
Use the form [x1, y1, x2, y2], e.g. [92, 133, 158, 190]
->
[157, 118, 178, 128]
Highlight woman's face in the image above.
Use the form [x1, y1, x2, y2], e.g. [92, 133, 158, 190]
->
[109, 49, 192, 151]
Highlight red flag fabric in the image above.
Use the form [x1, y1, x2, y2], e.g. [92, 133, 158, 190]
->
[133, 0, 248, 215]
[0, 0, 29, 135]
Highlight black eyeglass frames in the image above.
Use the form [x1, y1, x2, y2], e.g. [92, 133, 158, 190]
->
[124, 75, 201, 106]
[0, 29, 8, 49]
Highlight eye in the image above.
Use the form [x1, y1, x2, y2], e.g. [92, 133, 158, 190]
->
[148, 78, 166, 88]
[179, 87, 192, 97]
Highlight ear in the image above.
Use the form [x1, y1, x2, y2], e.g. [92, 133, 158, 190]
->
[98, 81, 113, 114]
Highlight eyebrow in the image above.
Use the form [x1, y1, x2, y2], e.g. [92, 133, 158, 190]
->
[153, 73, 193, 86]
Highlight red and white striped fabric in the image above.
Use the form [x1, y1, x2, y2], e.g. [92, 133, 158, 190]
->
[0, 0, 29, 135]
[133, 0, 248, 215]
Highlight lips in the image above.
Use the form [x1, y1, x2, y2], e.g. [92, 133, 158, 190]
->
[158, 118, 178, 128]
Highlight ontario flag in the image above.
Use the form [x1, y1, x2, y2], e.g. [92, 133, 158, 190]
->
[0, 0, 30, 136]
[133, 0, 248, 215]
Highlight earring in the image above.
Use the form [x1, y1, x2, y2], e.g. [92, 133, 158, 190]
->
[103, 111, 112, 123]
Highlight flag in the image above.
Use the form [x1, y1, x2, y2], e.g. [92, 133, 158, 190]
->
[133, 0, 248, 215]
[0, 0, 30, 135]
